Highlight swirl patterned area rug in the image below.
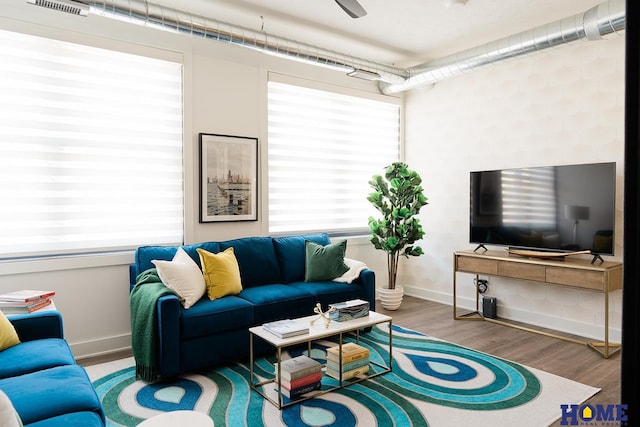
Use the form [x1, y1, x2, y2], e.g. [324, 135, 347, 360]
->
[87, 324, 599, 427]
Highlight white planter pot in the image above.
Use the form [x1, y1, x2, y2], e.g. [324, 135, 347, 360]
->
[378, 286, 404, 311]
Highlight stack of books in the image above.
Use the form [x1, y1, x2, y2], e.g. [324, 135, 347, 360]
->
[326, 342, 370, 380]
[275, 355, 322, 399]
[0, 290, 55, 314]
[263, 319, 309, 339]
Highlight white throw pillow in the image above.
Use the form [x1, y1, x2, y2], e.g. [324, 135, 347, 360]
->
[152, 247, 206, 309]
[0, 390, 22, 427]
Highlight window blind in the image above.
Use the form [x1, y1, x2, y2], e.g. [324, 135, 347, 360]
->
[0, 29, 184, 258]
[267, 78, 400, 234]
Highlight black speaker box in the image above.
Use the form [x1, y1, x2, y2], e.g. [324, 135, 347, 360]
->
[483, 297, 497, 319]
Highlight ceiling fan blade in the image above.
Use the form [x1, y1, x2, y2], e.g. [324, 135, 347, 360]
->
[334, 0, 367, 18]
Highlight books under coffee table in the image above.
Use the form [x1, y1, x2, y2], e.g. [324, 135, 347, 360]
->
[249, 310, 392, 409]
[274, 355, 323, 399]
[325, 342, 370, 380]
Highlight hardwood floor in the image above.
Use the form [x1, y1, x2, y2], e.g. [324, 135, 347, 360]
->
[380, 296, 621, 427]
[79, 349, 132, 367]
[80, 296, 621, 426]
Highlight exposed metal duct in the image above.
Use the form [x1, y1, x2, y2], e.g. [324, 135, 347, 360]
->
[39, 0, 624, 94]
[379, 0, 626, 95]
[86, 0, 407, 85]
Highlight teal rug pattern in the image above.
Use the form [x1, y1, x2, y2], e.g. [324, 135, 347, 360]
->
[89, 324, 599, 426]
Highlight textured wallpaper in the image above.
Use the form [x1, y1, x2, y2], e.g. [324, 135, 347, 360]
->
[403, 35, 625, 340]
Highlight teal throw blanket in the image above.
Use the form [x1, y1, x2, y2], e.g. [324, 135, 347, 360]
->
[130, 268, 176, 382]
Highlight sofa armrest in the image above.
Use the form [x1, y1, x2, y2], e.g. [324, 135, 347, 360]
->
[157, 294, 182, 379]
[355, 269, 376, 312]
[129, 263, 139, 291]
[8, 311, 64, 341]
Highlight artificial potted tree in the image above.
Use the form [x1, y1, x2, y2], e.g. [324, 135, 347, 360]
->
[367, 162, 428, 310]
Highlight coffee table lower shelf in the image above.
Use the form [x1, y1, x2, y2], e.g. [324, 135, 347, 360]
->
[249, 311, 393, 409]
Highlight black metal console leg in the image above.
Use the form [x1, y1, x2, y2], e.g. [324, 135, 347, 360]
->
[474, 244, 488, 253]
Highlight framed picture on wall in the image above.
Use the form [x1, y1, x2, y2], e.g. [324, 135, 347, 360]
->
[199, 133, 258, 222]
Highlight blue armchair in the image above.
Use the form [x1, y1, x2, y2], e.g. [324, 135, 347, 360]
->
[0, 311, 105, 427]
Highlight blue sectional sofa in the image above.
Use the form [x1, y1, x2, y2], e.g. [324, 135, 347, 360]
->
[129, 233, 375, 380]
[0, 311, 105, 427]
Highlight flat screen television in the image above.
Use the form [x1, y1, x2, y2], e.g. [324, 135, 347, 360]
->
[469, 162, 616, 256]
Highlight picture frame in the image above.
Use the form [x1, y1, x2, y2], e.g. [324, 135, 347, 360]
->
[199, 133, 258, 222]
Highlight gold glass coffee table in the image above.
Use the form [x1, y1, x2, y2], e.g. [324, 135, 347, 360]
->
[249, 311, 392, 409]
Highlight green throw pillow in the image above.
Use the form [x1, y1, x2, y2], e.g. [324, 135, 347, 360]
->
[304, 240, 350, 282]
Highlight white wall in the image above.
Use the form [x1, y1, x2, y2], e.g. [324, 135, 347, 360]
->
[403, 36, 625, 342]
[0, 1, 387, 359]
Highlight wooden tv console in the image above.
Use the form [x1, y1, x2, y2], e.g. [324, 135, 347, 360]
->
[453, 250, 623, 358]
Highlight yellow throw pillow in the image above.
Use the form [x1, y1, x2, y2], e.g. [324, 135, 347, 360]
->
[196, 247, 243, 300]
[0, 311, 20, 351]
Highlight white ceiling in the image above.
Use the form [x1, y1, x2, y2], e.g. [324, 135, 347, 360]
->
[152, 0, 606, 68]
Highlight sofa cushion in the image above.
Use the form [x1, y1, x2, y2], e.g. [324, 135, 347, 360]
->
[304, 240, 350, 282]
[0, 365, 103, 426]
[197, 248, 243, 300]
[238, 284, 316, 324]
[7, 312, 64, 342]
[152, 247, 206, 309]
[181, 242, 221, 269]
[288, 281, 365, 309]
[135, 242, 221, 274]
[0, 338, 75, 380]
[8, 310, 64, 342]
[272, 233, 331, 283]
[26, 411, 104, 427]
[135, 246, 179, 275]
[0, 311, 20, 351]
[219, 237, 282, 287]
[180, 296, 254, 340]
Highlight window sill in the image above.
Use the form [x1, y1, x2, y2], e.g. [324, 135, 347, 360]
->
[0, 251, 134, 276]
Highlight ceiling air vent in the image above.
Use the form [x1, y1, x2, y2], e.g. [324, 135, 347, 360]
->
[27, 0, 89, 17]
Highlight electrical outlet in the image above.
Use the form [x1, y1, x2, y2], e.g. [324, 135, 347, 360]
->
[477, 279, 488, 294]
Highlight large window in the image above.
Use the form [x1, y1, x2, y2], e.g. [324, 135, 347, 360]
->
[0, 30, 184, 259]
[267, 75, 400, 235]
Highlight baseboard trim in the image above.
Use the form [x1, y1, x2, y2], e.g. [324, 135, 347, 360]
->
[70, 333, 131, 361]
[404, 286, 451, 306]
[403, 285, 621, 343]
